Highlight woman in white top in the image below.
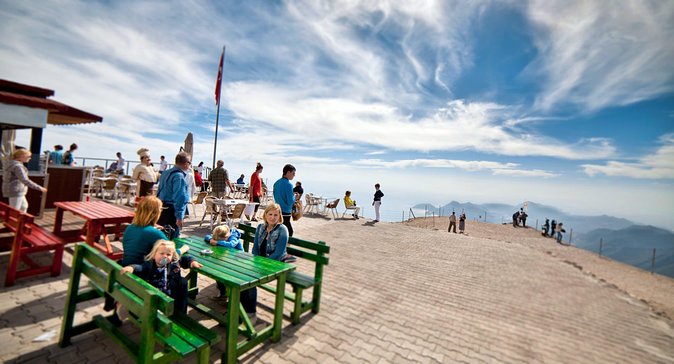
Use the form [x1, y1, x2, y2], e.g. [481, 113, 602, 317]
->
[132, 148, 158, 197]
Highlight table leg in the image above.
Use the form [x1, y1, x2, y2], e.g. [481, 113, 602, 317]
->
[224, 286, 241, 364]
[113, 223, 122, 241]
[53, 207, 64, 234]
[86, 221, 97, 248]
[272, 273, 287, 342]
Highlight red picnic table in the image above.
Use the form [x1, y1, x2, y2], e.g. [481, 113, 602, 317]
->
[53, 201, 135, 260]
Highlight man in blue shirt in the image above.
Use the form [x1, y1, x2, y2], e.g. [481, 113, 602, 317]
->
[48, 145, 64, 165]
[273, 164, 296, 236]
[156, 152, 191, 238]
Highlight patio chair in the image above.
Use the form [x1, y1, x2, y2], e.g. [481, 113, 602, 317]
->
[227, 203, 246, 226]
[99, 178, 117, 200]
[187, 191, 208, 219]
[199, 196, 219, 229]
[342, 199, 361, 219]
[325, 199, 340, 219]
[304, 193, 321, 214]
[115, 178, 136, 205]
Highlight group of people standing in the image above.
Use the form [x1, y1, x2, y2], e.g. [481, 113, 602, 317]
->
[512, 208, 528, 227]
[542, 219, 566, 244]
[48, 143, 78, 166]
[448, 211, 467, 234]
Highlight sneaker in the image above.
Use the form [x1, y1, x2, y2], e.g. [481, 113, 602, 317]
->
[373, 219, 379, 222]
[283, 255, 298, 263]
[107, 312, 123, 327]
[248, 313, 257, 325]
[212, 293, 228, 302]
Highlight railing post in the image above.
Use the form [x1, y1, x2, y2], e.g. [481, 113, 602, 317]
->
[568, 229, 573, 245]
[651, 248, 656, 274]
[535, 219, 538, 230]
[402, 210, 404, 222]
[599, 238, 603, 257]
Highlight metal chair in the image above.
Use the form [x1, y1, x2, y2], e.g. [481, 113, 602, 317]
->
[325, 199, 340, 219]
[199, 196, 219, 229]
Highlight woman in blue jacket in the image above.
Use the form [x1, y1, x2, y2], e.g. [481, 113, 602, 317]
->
[241, 203, 289, 323]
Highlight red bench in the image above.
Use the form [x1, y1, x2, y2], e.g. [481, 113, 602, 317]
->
[0, 202, 65, 286]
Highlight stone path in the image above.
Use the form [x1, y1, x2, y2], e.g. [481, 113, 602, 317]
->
[1, 214, 673, 363]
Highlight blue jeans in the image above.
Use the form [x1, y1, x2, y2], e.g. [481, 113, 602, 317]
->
[556, 232, 563, 243]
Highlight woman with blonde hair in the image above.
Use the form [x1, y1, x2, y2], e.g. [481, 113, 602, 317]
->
[132, 148, 158, 197]
[240, 203, 290, 323]
[121, 196, 187, 266]
[2, 149, 47, 212]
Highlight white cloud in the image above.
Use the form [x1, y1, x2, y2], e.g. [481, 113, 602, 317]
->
[225, 83, 615, 159]
[526, 0, 674, 112]
[352, 158, 556, 178]
[582, 134, 674, 179]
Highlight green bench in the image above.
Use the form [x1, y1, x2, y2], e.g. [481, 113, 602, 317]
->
[238, 223, 330, 324]
[59, 244, 220, 363]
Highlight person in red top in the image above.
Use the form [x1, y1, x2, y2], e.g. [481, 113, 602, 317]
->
[249, 162, 263, 221]
[193, 169, 203, 191]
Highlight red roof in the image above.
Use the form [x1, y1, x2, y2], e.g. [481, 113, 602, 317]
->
[0, 79, 102, 126]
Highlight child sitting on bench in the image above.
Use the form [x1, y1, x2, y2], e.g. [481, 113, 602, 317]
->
[121, 239, 202, 314]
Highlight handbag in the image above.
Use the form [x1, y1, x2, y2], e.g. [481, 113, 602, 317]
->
[292, 200, 303, 221]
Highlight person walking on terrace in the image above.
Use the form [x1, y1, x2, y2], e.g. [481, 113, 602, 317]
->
[208, 160, 234, 198]
[249, 162, 263, 221]
[448, 211, 457, 233]
[373, 183, 384, 222]
[2, 149, 47, 212]
[156, 151, 190, 238]
[273, 164, 296, 236]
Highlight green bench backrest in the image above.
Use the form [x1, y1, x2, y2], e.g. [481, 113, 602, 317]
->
[237, 224, 330, 265]
[76, 244, 175, 318]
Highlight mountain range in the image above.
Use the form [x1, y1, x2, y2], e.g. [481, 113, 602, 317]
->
[412, 201, 674, 278]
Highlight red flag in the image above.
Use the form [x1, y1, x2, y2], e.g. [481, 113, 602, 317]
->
[214, 46, 225, 105]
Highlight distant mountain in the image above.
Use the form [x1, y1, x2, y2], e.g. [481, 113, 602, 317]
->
[576, 225, 674, 278]
[412, 201, 634, 234]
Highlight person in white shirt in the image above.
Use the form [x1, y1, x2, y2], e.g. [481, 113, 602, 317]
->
[116, 152, 126, 173]
[132, 148, 158, 197]
[159, 155, 168, 173]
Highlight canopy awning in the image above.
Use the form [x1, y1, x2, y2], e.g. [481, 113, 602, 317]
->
[0, 79, 102, 127]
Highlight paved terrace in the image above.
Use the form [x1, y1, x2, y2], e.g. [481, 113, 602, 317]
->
[1, 207, 673, 363]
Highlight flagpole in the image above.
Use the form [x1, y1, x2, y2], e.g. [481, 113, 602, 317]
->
[213, 45, 225, 170]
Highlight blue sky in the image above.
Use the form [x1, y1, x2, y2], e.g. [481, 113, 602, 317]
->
[2, 1, 673, 227]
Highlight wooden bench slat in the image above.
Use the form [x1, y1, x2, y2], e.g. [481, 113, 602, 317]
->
[286, 247, 330, 265]
[287, 271, 318, 289]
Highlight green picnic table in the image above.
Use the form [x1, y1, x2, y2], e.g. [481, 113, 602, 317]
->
[175, 236, 295, 364]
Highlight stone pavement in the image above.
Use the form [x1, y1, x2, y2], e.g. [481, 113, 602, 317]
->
[1, 213, 673, 363]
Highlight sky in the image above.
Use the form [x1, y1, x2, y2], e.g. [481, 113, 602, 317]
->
[1, 0, 673, 228]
